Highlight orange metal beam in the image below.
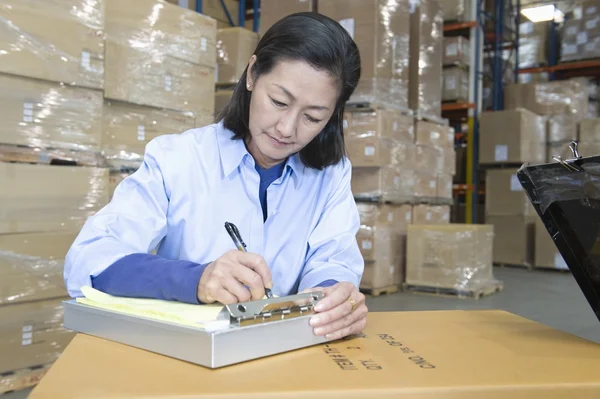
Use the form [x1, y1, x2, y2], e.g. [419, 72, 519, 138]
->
[442, 102, 476, 112]
[519, 59, 600, 74]
[444, 21, 477, 32]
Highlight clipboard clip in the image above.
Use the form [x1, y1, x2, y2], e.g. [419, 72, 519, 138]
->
[552, 140, 582, 172]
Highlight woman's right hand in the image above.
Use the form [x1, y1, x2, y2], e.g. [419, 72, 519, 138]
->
[197, 250, 273, 304]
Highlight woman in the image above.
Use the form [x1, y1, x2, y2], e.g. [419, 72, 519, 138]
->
[64, 12, 367, 340]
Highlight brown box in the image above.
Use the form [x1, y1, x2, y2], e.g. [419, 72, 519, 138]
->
[357, 203, 412, 232]
[346, 137, 416, 167]
[579, 118, 600, 142]
[0, 74, 103, 153]
[485, 169, 534, 216]
[547, 113, 578, 143]
[319, 0, 411, 109]
[440, 0, 470, 22]
[479, 108, 546, 164]
[0, 0, 104, 89]
[518, 21, 549, 68]
[415, 120, 454, 148]
[259, 0, 316, 36]
[0, 232, 76, 305]
[486, 214, 535, 266]
[356, 225, 404, 262]
[443, 67, 469, 102]
[104, 0, 216, 115]
[215, 90, 233, 114]
[437, 174, 453, 199]
[0, 163, 109, 234]
[416, 144, 443, 174]
[102, 100, 197, 168]
[534, 218, 568, 270]
[166, 0, 239, 26]
[216, 28, 259, 84]
[360, 259, 404, 289]
[412, 205, 450, 224]
[441, 146, 457, 175]
[406, 224, 495, 290]
[344, 110, 414, 142]
[409, 0, 444, 119]
[413, 172, 438, 198]
[351, 166, 415, 202]
[443, 36, 470, 65]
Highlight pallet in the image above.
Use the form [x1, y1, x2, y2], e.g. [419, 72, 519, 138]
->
[0, 364, 51, 395]
[361, 284, 400, 297]
[0, 143, 105, 167]
[494, 263, 533, 271]
[533, 265, 571, 273]
[401, 280, 504, 300]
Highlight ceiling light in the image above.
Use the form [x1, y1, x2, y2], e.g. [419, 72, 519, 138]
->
[521, 5, 564, 23]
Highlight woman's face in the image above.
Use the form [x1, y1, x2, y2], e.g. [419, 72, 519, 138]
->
[246, 57, 339, 169]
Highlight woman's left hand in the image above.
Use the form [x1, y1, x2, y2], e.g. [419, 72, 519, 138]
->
[307, 282, 367, 340]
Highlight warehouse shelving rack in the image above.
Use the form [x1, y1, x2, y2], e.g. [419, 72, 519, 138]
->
[195, 0, 261, 32]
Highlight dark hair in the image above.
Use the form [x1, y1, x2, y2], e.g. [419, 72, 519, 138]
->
[216, 12, 361, 170]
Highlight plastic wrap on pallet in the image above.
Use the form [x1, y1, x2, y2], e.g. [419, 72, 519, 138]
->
[344, 110, 414, 142]
[409, 0, 444, 120]
[560, 13, 600, 62]
[347, 137, 416, 167]
[443, 36, 470, 66]
[416, 144, 443, 174]
[436, 174, 453, 199]
[352, 166, 416, 203]
[0, 74, 103, 157]
[439, 0, 470, 22]
[547, 113, 578, 143]
[357, 203, 413, 232]
[104, 0, 217, 115]
[102, 101, 197, 169]
[0, 163, 109, 234]
[412, 205, 450, 224]
[216, 27, 259, 84]
[0, 297, 75, 374]
[0, 0, 104, 89]
[415, 120, 454, 148]
[356, 225, 405, 288]
[413, 172, 438, 198]
[406, 224, 498, 291]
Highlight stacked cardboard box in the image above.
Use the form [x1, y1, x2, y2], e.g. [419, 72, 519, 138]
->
[518, 21, 550, 68]
[578, 118, 600, 157]
[260, 0, 316, 36]
[485, 169, 536, 267]
[319, 0, 411, 111]
[440, 0, 470, 22]
[405, 224, 498, 291]
[534, 218, 568, 270]
[443, 37, 470, 66]
[442, 67, 469, 102]
[415, 120, 456, 200]
[165, 0, 240, 29]
[216, 28, 259, 84]
[561, 1, 600, 62]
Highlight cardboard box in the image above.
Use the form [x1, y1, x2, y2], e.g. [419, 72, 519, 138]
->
[0, 74, 103, 152]
[102, 100, 197, 168]
[27, 311, 600, 398]
[216, 28, 259, 84]
[357, 203, 412, 232]
[413, 172, 438, 198]
[479, 108, 546, 164]
[485, 169, 534, 216]
[442, 67, 469, 102]
[437, 174, 453, 199]
[356, 225, 404, 262]
[415, 120, 454, 148]
[165, 0, 239, 26]
[409, 0, 444, 119]
[360, 259, 404, 289]
[215, 90, 233, 115]
[416, 144, 443, 174]
[319, 0, 411, 109]
[534, 217, 568, 270]
[580, 118, 600, 142]
[346, 137, 416, 167]
[443, 36, 470, 65]
[0, 163, 109, 234]
[259, 0, 316, 36]
[547, 113, 578, 143]
[104, 0, 216, 115]
[406, 224, 495, 290]
[486, 214, 535, 266]
[351, 166, 415, 202]
[440, 0, 471, 22]
[0, 232, 75, 306]
[412, 205, 450, 224]
[0, 0, 104, 89]
[441, 146, 456, 175]
[345, 110, 414, 142]
[0, 298, 75, 373]
[518, 21, 550, 68]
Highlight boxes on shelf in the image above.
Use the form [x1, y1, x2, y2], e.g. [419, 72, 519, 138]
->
[412, 205, 450, 224]
[215, 90, 233, 115]
[409, 0, 444, 119]
[0, 0, 104, 89]
[443, 36, 470, 66]
[104, 0, 216, 116]
[479, 108, 546, 164]
[560, 5, 600, 62]
[485, 214, 535, 267]
[439, 0, 470, 22]
[259, 0, 316, 36]
[442, 67, 469, 102]
[351, 166, 416, 202]
[518, 21, 550, 68]
[319, 0, 411, 110]
[415, 120, 454, 148]
[437, 174, 453, 199]
[485, 169, 536, 216]
[102, 100, 197, 169]
[345, 110, 415, 142]
[357, 203, 413, 231]
[534, 218, 568, 270]
[346, 137, 416, 167]
[579, 118, 600, 142]
[0, 163, 109, 234]
[216, 28, 259, 84]
[405, 224, 497, 291]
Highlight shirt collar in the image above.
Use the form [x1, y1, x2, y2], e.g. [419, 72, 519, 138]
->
[216, 122, 305, 188]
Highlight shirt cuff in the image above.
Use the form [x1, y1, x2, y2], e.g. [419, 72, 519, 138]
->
[181, 262, 211, 304]
[313, 279, 338, 288]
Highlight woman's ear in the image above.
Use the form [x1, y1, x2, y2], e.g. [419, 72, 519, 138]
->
[246, 55, 257, 91]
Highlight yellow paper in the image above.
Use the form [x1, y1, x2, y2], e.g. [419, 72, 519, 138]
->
[76, 286, 224, 328]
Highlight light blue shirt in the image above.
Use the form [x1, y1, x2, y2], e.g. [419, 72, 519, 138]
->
[64, 122, 364, 298]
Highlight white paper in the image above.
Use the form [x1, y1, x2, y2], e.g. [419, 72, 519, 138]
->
[22, 332, 33, 340]
[389, 265, 395, 275]
[495, 145, 508, 161]
[587, 6, 597, 15]
[585, 42, 595, 51]
[362, 240, 373, 250]
[567, 26, 578, 36]
[446, 43, 458, 57]
[339, 18, 355, 39]
[405, 212, 412, 222]
[364, 145, 375, 156]
[393, 121, 399, 131]
[394, 176, 401, 187]
[178, 0, 190, 7]
[387, 212, 394, 222]
[81, 51, 91, 69]
[554, 252, 568, 270]
[22, 339, 32, 346]
[164, 74, 173, 91]
[577, 32, 588, 45]
[137, 125, 146, 141]
[519, 22, 533, 35]
[200, 37, 207, 52]
[430, 131, 440, 141]
[563, 44, 578, 55]
[445, 76, 457, 91]
[429, 180, 436, 189]
[22, 102, 34, 123]
[586, 18, 598, 30]
[426, 212, 432, 221]
[343, 119, 349, 130]
[510, 174, 523, 191]
[22, 325, 33, 333]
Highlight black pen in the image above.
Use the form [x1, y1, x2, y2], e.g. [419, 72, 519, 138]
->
[224, 222, 274, 299]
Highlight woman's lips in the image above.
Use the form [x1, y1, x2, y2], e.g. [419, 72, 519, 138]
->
[268, 135, 292, 146]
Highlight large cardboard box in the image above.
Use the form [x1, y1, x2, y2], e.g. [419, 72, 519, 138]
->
[345, 110, 415, 142]
[361, 259, 403, 289]
[406, 224, 495, 290]
[534, 218, 568, 270]
[102, 100, 197, 168]
[437, 174, 453, 199]
[443, 36, 470, 66]
[319, 0, 411, 109]
[0, 232, 75, 306]
[486, 214, 535, 266]
[518, 21, 549, 68]
[357, 225, 406, 288]
[351, 166, 416, 202]
[0, 0, 104, 89]
[414, 172, 438, 198]
[415, 120, 454, 148]
[0, 163, 109, 234]
[412, 205, 450, 224]
[28, 311, 600, 398]
[479, 108, 546, 164]
[409, 0, 444, 119]
[0, 74, 103, 153]
[442, 67, 469, 102]
[216, 28, 259, 84]
[440, 0, 471, 22]
[416, 144, 443, 174]
[104, 0, 216, 115]
[579, 118, 600, 142]
[357, 203, 412, 232]
[214, 90, 233, 115]
[260, 0, 316, 36]
[485, 169, 534, 216]
[0, 298, 75, 373]
[165, 0, 239, 27]
[346, 137, 416, 167]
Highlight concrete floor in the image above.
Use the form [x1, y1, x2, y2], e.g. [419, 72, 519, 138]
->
[4, 267, 600, 398]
